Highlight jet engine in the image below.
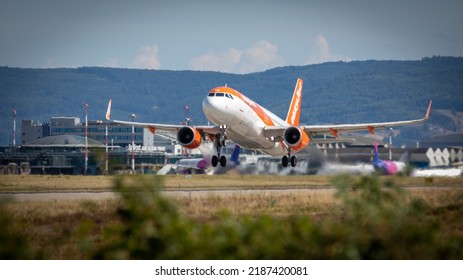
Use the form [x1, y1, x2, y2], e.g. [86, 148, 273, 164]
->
[177, 126, 202, 149]
[283, 126, 309, 151]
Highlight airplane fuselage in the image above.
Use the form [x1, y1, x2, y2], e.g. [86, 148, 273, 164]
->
[202, 87, 288, 157]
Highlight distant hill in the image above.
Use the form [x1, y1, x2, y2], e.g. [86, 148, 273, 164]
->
[1, 56, 463, 146]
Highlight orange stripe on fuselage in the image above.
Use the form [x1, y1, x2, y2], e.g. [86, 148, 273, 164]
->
[210, 87, 275, 126]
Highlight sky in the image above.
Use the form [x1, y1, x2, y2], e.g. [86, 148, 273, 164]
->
[1, 0, 462, 74]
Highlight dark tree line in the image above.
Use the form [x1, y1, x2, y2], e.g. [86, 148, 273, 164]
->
[1, 56, 462, 145]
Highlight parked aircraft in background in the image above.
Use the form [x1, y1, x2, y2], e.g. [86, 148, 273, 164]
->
[176, 144, 241, 174]
[373, 142, 406, 175]
[176, 157, 209, 175]
[106, 79, 431, 168]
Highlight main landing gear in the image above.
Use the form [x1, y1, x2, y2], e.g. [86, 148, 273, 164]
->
[211, 125, 227, 167]
[282, 148, 297, 168]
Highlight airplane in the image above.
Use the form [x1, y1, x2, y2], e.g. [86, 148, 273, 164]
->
[176, 144, 241, 174]
[176, 157, 209, 175]
[105, 78, 432, 168]
[372, 142, 407, 175]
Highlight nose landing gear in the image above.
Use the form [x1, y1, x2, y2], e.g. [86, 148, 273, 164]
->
[211, 125, 227, 167]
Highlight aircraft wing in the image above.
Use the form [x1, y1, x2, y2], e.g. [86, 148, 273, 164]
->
[264, 100, 432, 140]
[111, 119, 220, 136]
[309, 137, 357, 144]
[105, 99, 220, 137]
[303, 100, 432, 137]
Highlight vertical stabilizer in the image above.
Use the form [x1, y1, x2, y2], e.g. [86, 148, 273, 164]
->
[373, 142, 380, 164]
[230, 144, 241, 165]
[285, 78, 304, 126]
[106, 99, 112, 120]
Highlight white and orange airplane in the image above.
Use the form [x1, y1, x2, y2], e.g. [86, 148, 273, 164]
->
[106, 78, 432, 168]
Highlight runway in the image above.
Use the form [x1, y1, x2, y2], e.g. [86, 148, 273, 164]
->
[3, 185, 461, 202]
[0, 191, 118, 202]
[0, 187, 337, 202]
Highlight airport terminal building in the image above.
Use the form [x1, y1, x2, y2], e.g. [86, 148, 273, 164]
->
[0, 116, 201, 174]
[1, 134, 167, 175]
[21, 117, 148, 147]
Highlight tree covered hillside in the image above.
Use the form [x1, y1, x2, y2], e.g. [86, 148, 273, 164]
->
[1, 56, 462, 146]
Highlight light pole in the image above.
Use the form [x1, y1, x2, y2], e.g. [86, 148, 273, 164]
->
[388, 128, 394, 161]
[12, 109, 16, 147]
[130, 113, 136, 174]
[105, 120, 108, 174]
[184, 105, 191, 125]
[105, 99, 111, 174]
[83, 103, 89, 175]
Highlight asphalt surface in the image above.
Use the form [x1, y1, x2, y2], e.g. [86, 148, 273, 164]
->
[0, 187, 337, 202]
[2, 184, 461, 202]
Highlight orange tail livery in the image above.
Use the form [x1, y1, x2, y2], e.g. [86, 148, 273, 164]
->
[286, 78, 304, 126]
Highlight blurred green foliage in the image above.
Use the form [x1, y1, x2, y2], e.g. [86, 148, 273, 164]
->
[1, 174, 462, 259]
[91, 175, 463, 259]
[0, 199, 36, 259]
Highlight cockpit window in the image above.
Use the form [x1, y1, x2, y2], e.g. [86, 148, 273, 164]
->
[209, 92, 234, 99]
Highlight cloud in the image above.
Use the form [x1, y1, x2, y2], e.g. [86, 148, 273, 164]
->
[190, 48, 242, 73]
[130, 45, 161, 69]
[190, 40, 285, 74]
[239, 40, 285, 73]
[305, 35, 350, 65]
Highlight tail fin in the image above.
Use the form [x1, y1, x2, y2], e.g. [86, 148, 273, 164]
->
[373, 142, 380, 163]
[105, 99, 112, 120]
[285, 78, 304, 126]
[230, 144, 241, 165]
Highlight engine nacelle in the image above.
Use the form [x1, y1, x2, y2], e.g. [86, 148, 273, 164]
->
[177, 126, 202, 149]
[283, 126, 310, 151]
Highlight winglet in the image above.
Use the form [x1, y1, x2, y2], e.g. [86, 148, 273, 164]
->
[286, 78, 304, 126]
[425, 100, 432, 120]
[105, 99, 112, 120]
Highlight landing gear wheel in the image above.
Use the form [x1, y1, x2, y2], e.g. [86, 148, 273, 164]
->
[290, 156, 297, 167]
[212, 126, 228, 168]
[220, 156, 227, 167]
[282, 156, 289, 167]
[211, 155, 218, 167]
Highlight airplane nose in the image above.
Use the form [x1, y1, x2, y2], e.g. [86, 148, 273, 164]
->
[202, 96, 234, 124]
[202, 97, 217, 121]
[202, 97, 212, 116]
